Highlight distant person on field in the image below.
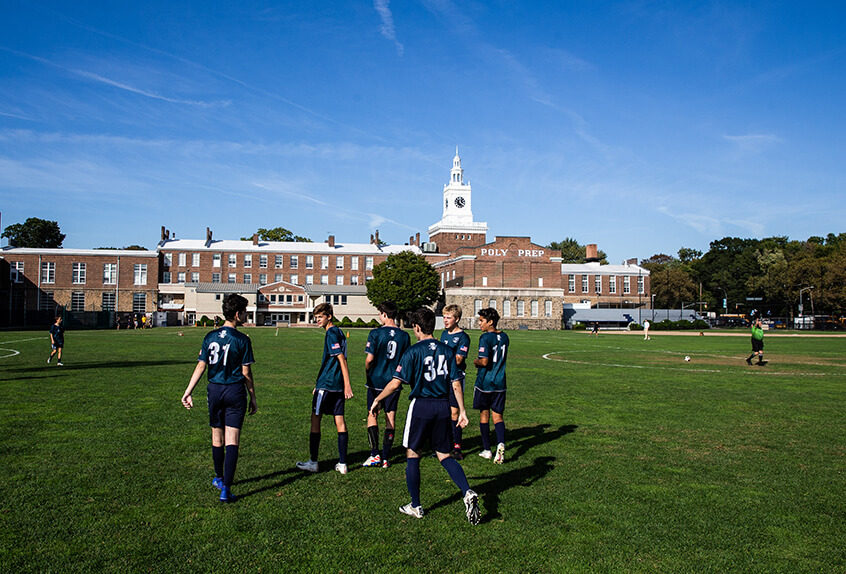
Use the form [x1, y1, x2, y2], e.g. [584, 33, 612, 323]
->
[181, 293, 257, 503]
[369, 307, 480, 524]
[362, 301, 410, 468]
[746, 312, 766, 366]
[47, 316, 64, 366]
[296, 303, 353, 475]
[440, 304, 471, 459]
[473, 307, 510, 464]
[591, 322, 599, 336]
[643, 319, 651, 340]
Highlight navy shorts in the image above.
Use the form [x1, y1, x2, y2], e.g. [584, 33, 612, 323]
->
[312, 389, 345, 416]
[51, 344, 63, 350]
[207, 383, 247, 429]
[448, 379, 465, 409]
[751, 338, 764, 352]
[367, 387, 400, 413]
[473, 389, 506, 414]
[402, 398, 452, 454]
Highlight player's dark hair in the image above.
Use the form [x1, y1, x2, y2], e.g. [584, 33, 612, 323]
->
[54, 316, 62, 323]
[377, 301, 399, 320]
[222, 293, 248, 320]
[314, 302, 333, 318]
[409, 307, 436, 335]
[478, 307, 500, 328]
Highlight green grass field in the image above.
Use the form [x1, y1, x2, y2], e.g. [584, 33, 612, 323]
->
[1, 326, 844, 573]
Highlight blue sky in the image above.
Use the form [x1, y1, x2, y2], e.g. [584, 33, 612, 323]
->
[1, 1, 844, 262]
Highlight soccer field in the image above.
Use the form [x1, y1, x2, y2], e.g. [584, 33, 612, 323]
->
[1, 327, 844, 573]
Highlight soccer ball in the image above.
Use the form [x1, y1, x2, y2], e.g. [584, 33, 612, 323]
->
[684, 356, 691, 362]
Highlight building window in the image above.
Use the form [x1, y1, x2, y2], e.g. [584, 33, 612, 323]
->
[132, 293, 146, 313]
[365, 256, 374, 270]
[581, 275, 588, 293]
[538, 277, 544, 287]
[178, 253, 186, 267]
[489, 299, 496, 309]
[624, 276, 631, 294]
[41, 261, 56, 284]
[275, 255, 283, 269]
[134, 264, 147, 285]
[244, 274, 251, 284]
[259, 274, 267, 285]
[531, 300, 539, 317]
[274, 273, 282, 282]
[336, 256, 344, 270]
[71, 291, 85, 311]
[228, 254, 237, 267]
[482, 276, 488, 287]
[595, 276, 601, 294]
[228, 273, 236, 283]
[260, 254, 268, 269]
[474, 299, 482, 315]
[10, 261, 24, 282]
[321, 256, 329, 270]
[351, 257, 359, 271]
[290, 255, 298, 269]
[40, 290, 54, 310]
[351, 275, 359, 285]
[212, 272, 221, 283]
[163, 271, 171, 283]
[244, 254, 252, 268]
[192, 253, 200, 267]
[638, 276, 645, 294]
[517, 300, 525, 317]
[609, 275, 617, 294]
[291, 274, 299, 285]
[191, 272, 199, 283]
[102, 292, 116, 312]
[503, 300, 511, 317]
[71, 262, 86, 284]
[213, 253, 221, 268]
[320, 275, 328, 285]
[306, 274, 313, 285]
[336, 275, 344, 285]
[545, 300, 552, 317]
[163, 253, 172, 268]
[178, 272, 186, 283]
[568, 274, 575, 293]
[103, 263, 117, 285]
[452, 270, 456, 280]
[306, 255, 314, 269]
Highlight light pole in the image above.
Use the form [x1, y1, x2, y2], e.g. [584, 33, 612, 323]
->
[651, 293, 656, 322]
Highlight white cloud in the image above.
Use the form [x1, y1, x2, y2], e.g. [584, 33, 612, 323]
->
[374, 0, 404, 56]
[722, 133, 782, 153]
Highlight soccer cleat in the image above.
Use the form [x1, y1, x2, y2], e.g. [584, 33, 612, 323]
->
[382, 460, 390, 469]
[478, 449, 492, 459]
[746, 357, 753, 366]
[219, 486, 237, 503]
[334, 462, 348, 475]
[463, 489, 481, 525]
[494, 443, 505, 464]
[296, 460, 318, 473]
[362, 454, 381, 467]
[47, 358, 51, 364]
[399, 503, 424, 519]
[212, 477, 224, 490]
[451, 449, 464, 461]
[57, 362, 64, 366]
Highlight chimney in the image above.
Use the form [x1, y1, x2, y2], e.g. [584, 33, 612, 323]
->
[415, 232, 420, 246]
[328, 234, 335, 247]
[252, 233, 259, 245]
[370, 233, 374, 244]
[409, 235, 414, 245]
[585, 244, 599, 262]
[375, 230, 380, 244]
[161, 226, 167, 241]
[205, 227, 213, 247]
[626, 257, 638, 266]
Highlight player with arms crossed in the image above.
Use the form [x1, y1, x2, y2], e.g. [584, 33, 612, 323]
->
[363, 301, 410, 468]
[370, 307, 480, 524]
[473, 307, 510, 464]
[181, 294, 257, 503]
[47, 316, 64, 366]
[296, 303, 354, 474]
[440, 304, 471, 459]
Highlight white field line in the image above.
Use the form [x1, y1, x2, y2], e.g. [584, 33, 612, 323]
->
[0, 337, 47, 344]
[0, 348, 21, 359]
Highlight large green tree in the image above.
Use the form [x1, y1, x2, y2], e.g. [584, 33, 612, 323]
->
[548, 237, 607, 263]
[2, 217, 65, 248]
[640, 254, 698, 308]
[366, 251, 440, 322]
[241, 227, 312, 242]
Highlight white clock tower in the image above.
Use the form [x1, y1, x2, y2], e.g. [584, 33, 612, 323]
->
[428, 148, 488, 253]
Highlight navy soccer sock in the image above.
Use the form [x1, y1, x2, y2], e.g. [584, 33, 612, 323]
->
[494, 421, 506, 445]
[382, 428, 394, 461]
[338, 431, 348, 464]
[223, 445, 239, 487]
[480, 422, 491, 451]
[367, 425, 379, 457]
[309, 432, 321, 461]
[212, 445, 225, 478]
[440, 457, 470, 495]
[406, 457, 421, 507]
[453, 419, 463, 449]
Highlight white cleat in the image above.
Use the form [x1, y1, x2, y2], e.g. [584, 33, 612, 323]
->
[399, 503, 424, 518]
[362, 454, 381, 467]
[296, 460, 318, 473]
[334, 462, 348, 475]
[478, 450, 492, 460]
[463, 489, 481, 525]
[494, 443, 505, 464]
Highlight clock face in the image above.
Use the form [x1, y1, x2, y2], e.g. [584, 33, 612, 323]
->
[454, 196, 466, 208]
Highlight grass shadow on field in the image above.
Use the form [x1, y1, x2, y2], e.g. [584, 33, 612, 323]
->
[462, 423, 578, 461]
[234, 468, 303, 499]
[0, 359, 191, 380]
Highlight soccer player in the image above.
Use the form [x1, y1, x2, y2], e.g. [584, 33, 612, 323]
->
[473, 307, 510, 464]
[296, 303, 354, 475]
[369, 307, 480, 524]
[181, 293, 257, 503]
[746, 312, 766, 366]
[47, 316, 64, 366]
[440, 304, 471, 459]
[363, 301, 410, 468]
[643, 319, 651, 340]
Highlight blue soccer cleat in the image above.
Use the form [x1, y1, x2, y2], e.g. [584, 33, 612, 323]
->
[219, 486, 237, 503]
[212, 477, 224, 490]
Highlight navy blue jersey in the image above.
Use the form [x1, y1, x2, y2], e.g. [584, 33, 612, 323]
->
[315, 326, 347, 391]
[198, 327, 255, 385]
[49, 323, 64, 345]
[394, 338, 462, 400]
[474, 331, 509, 392]
[365, 326, 411, 389]
[439, 330, 470, 370]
